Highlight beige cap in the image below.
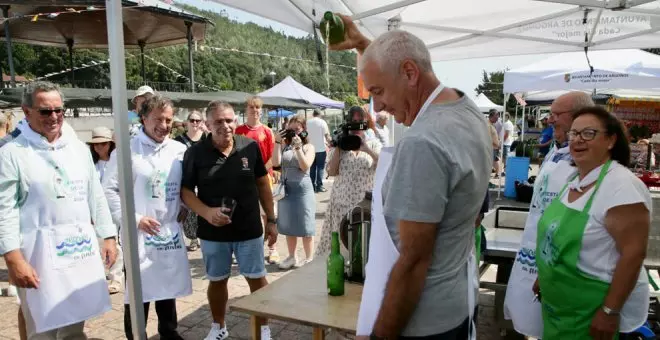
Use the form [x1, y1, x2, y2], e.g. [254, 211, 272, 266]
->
[132, 85, 154, 104]
[87, 126, 113, 144]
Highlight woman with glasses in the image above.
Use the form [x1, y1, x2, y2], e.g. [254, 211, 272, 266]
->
[533, 106, 650, 340]
[175, 111, 205, 251]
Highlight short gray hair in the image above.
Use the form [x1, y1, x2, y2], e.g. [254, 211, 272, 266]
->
[22, 81, 64, 107]
[359, 30, 433, 74]
[205, 101, 234, 119]
[569, 92, 595, 112]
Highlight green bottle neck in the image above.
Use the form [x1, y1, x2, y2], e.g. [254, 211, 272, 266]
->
[331, 232, 340, 253]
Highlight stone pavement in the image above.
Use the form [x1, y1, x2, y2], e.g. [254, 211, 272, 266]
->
[0, 178, 509, 340]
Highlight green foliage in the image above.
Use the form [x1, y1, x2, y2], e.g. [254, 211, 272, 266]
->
[474, 70, 518, 111]
[0, 4, 357, 100]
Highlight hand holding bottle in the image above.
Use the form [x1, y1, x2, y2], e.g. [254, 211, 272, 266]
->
[326, 13, 370, 53]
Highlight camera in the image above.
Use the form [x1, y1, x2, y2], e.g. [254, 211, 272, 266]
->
[330, 121, 368, 151]
[281, 129, 308, 141]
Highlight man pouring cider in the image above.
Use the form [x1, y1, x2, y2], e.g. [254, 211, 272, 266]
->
[0, 81, 119, 339]
[328, 13, 491, 340]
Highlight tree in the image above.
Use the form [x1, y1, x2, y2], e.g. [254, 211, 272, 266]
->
[474, 70, 519, 112]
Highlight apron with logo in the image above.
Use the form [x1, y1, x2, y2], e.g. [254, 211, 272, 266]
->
[356, 85, 477, 339]
[22, 146, 111, 333]
[125, 140, 192, 303]
[536, 160, 617, 339]
[503, 147, 574, 337]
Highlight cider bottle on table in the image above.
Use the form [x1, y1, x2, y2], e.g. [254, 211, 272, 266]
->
[327, 232, 345, 296]
[319, 11, 345, 45]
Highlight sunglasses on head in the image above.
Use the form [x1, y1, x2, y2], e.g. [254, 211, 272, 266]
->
[37, 108, 65, 116]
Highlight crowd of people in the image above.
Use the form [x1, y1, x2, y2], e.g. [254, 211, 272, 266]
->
[0, 12, 655, 340]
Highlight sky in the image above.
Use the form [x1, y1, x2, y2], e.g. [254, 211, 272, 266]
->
[180, 0, 552, 99]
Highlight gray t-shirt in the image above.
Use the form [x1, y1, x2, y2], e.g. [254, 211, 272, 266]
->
[382, 91, 491, 336]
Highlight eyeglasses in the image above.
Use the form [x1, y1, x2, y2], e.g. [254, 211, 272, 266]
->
[189, 119, 202, 123]
[567, 128, 601, 141]
[37, 107, 65, 116]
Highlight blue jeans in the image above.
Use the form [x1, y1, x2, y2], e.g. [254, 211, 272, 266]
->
[310, 151, 326, 190]
[200, 237, 266, 281]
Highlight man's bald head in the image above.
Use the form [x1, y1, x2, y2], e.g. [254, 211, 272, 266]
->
[549, 91, 594, 134]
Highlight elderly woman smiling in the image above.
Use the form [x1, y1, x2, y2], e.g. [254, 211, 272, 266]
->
[533, 106, 651, 340]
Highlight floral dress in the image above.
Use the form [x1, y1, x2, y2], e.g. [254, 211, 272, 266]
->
[315, 139, 381, 256]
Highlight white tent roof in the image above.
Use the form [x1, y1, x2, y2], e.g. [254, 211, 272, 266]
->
[473, 93, 504, 112]
[524, 88, 660, 102]
[504, 49, 660, 93]
[258, 76, 345, 109]
[207, 0, 660, 61]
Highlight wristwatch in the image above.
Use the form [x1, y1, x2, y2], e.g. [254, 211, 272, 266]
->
[602, 305, 620, 316]
[266, 217, 277, 225]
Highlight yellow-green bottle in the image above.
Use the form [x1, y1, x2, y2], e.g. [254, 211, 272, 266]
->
[319, 11, 345, 45]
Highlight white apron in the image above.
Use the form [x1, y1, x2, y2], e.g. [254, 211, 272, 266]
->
[22, 146, 111, 333]
[124, 137, 192, 303]
[503, 147, 575, 337]
[356, 85, 477, 339]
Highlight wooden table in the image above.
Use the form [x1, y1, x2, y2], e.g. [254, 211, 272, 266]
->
[230, 259, 363, 340]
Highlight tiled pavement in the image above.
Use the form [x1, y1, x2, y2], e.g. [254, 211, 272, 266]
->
[0, 178, 515, 340]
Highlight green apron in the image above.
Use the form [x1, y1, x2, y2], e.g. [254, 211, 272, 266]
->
[536, 160, 617, 340]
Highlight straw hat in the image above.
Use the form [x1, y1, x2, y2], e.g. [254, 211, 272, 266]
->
[87, 126, 113, 144]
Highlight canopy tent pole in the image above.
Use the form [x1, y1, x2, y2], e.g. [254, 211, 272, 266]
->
[105, 1, 146, 339]
[185, 21, 195, 93]
[66, 39, 75, 87]
[139, 40, 146, 83]
[2, 6, 15, 88]
[497, 93, 509, 200]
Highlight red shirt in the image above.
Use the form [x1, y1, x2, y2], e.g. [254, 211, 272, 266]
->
[236, 124, 274, 173]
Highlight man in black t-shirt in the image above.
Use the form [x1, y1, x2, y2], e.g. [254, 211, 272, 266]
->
[181, 101, 277, 340]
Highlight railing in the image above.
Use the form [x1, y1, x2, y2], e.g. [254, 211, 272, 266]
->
[54, 80, 197, 93]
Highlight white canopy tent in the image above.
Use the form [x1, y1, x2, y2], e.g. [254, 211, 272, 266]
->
[258, 76, 345, 108]
[524, 88, 660, 103]
[473, 93, 504, 112]
[207, 0, 660, 61]
[504, 49, 660, 93]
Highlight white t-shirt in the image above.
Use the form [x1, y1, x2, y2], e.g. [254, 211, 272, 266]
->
[556, 161, 651, 332]
[306, 117, 329, 152]
[503, 120, 514, 145]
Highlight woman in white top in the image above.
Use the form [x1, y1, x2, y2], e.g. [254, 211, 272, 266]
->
[87, 126, 122, 294]
[87, 126, 115, 182]
[533, 106, 651, 340]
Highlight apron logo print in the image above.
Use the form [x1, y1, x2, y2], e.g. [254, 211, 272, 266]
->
[540, 221, 560, 266]
[145, 232, 182, 251]
[515, 247, 537, 267]
[55, 235, 94, 257]
[148, 170, 167, 199]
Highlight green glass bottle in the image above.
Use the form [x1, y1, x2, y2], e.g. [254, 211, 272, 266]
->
[327, 231, 345, 296]
[319, 11, 345, 45]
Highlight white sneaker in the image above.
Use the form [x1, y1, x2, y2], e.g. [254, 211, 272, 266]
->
[278, 256, 298, 270]
[6, 284, 17, 297]
[301, 257, 314, 266]
[204, 323, 229, 340]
